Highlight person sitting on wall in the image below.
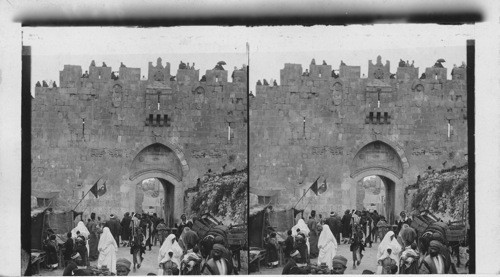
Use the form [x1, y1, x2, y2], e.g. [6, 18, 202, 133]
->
[398, 59, 406, 67]
[179, 61, 187, 69]
[82, 70, 89, 78]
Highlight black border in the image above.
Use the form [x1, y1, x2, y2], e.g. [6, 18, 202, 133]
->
[466, 39, 475, 274]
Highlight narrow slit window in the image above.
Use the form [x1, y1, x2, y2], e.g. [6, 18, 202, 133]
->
[157, 114, 161, 126]
[82, 118, 85, 140]
[303, 117, 306, 136]
[149, 114, 154, 126]
[376, 112, 381, 124]
[164, 114, 170, 127]
[216, 77, 219, 82]
[384, 112, 389, 124]
[319, 73, 322, 78]
[369, 112, 374, 124]
[157, 93, 161, 110]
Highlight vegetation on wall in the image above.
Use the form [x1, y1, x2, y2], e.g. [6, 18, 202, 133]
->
[410, 165, 468, 221]
[190, 169, 247, 224]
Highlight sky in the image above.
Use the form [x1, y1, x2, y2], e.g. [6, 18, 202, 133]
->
[246, 25, 474, 94]
[23, 25, 474, 96]
[23, 27, 249, 95]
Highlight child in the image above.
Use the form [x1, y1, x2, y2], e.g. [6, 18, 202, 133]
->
[350, 224, 365, 269]
[378, 248, 397, 274]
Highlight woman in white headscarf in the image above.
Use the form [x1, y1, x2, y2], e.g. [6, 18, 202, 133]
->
[97, 227, 118, 274]
[377, 231, 402, 261]
[72, 221, 91, 257]
[292, 218, 311, 257]
[317, 224, 338, 270]
[158, 234, 183, 275]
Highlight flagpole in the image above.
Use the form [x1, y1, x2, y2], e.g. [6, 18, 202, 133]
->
[293, 176, 321, 209]
[73, 177, 101, 211]
[73, 189, 92, 211]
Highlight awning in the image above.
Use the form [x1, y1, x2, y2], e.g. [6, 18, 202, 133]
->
[249, 187, 281, 197]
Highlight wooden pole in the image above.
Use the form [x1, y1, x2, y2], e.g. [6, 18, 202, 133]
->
[293, 176, 321, 209]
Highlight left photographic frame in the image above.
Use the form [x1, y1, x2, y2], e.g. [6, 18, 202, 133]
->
[22, 26, 249, 276]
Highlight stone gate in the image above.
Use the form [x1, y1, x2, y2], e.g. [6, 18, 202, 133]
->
[250, 56, 468, 223]
[32, 58, 247, 225]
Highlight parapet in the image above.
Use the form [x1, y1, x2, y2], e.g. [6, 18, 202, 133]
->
[280, 63, 303, 86]
[89, 65, 112, 82]
[148, 58, 171, 82]
[339, 65, 360, 78]
[59, 65, 83, 88]
[451, 67, 466, 81]
[205, 69, 228, 84]
[396, 67, 419, 82]
[309, 64, 332, 80]
[232, 68, 247, 84]
[368, 55, 390, 79]
[425, 67, 447, 81]
[176, 69, 200, 85]
[119, 67, 141, 81]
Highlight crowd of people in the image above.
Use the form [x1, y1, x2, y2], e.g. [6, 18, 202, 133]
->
[42, 212, 239, 275]
[262, 209, 459, 275]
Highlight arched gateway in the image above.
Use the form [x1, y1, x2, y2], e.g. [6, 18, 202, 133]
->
[122, 142, 188, 227]
[349, 140, 407, 223]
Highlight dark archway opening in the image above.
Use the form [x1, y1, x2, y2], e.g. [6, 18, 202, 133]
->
[358, 175, 396, 224]
[135, 178, 176, 227]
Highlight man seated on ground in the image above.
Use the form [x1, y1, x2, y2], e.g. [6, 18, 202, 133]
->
[282, 250, 306, 275]
[116, 258, 132, 276]
[331, 255, 348, 274]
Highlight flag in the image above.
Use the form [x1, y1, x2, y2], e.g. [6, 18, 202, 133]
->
[309, 177, 321, 195]
[90, 178, 107, 198]
[318, 179, 327, 194]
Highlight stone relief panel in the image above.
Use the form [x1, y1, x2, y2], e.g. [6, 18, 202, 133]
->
[129, 143, 183, 180]
[350, 141, 403, 178]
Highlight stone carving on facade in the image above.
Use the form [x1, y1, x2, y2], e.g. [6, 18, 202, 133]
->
[111, 84, 123, 108]
[330, 82, 343, 106]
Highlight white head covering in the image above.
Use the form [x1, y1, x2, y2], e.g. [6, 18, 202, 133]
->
[377, 231, 402, 260]
[292, 219, 310, 236]
[318, 224, 337, 249]
[72, 221, 90, 239]
[98, 227, 118, 251]
[158, 234, 183, 267]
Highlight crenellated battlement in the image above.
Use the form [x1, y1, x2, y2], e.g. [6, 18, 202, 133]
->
[49, 58, 246, 92]
[262, 56, 466, 90]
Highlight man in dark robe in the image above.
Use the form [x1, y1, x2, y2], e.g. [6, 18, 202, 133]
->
[106, 214, 122, 246]
[176, 214, 192, 238]
[283, 229, 294, 262]
[294, 233, 308, 266]
[326, 212, 342, 244]
[396, 211, 412, 236]
[87, 213, 99, 261]
[63, 232, 74, 266]
[265, 232, 279, 268]
[282, 250, 305, 274]
[140, 214, 153, 251]
[121, 212, 132, 247]
[44, 234, 59, 269]
[341, 210, 352, 244]
[307, 212, 319, 258]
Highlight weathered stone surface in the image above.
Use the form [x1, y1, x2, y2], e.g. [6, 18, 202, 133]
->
[250, 57, 467, 223]
[33, 59, 247, 224]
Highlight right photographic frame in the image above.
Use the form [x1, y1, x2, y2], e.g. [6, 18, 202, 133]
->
[248, 25, 474, 274]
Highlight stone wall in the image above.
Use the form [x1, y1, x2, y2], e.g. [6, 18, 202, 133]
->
[250, 56, 467, 221]
[32, 59, 247, 223]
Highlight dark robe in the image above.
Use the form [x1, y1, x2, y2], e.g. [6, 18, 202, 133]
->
[296, 241, 308, 264]
[177, 220, 193, 238]
[282, 259, 302, 274]
[341, 214, 352, 239]
[396, 217, 412, 235]
[307, 218, 319, 258]
[201, 258, 234, 275]
[265, 237, 279, 264]
[87, 220, 98, 260]
[326, 216, 342, 243]
[284, 235, 294, 258]
[120, 216, 132, 242]
[106, 218, 122, 245]
[63, 237, 74, 262]
[44, 240, 58, 266]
